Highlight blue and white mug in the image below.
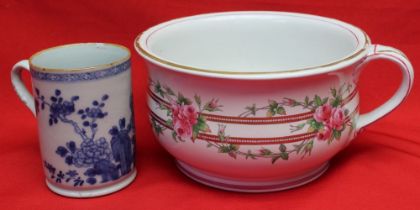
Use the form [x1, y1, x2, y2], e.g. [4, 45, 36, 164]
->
[11, 43, 137, 197]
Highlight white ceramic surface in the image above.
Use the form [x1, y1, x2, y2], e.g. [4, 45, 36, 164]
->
[11, 43, 137, 198]
[135, 11, 414, 192]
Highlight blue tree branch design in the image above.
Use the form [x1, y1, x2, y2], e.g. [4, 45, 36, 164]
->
[58, 116, 89, 141]
[36, 88, 135, 186]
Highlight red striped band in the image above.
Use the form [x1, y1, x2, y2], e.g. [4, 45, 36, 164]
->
[148, 88, 358, 125]
[149, 106, 358, 145]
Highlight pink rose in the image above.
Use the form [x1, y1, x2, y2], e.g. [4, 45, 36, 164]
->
[173, 120, 193, 139]
[182, 105, 198, 125]
[208, 99, 219, 109]
[218, 124, 226, 134]
[282, 98, 296, 106]
[170, 103, 199, 140]
[329, 107, 345, 130]
[316, 125, 332, 141]
[171, 103, 181, 119]
[313, 104, 332, 123]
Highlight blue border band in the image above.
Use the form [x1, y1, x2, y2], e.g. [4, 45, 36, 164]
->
[31, 60, 131, 82]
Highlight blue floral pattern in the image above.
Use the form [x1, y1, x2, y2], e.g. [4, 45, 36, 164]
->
[37, 88, 135, 186]
[44, 161, 85, 186]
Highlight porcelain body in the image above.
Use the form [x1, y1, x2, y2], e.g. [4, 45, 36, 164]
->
[136, 12, 414, 192]
[11, 43, 137, 197]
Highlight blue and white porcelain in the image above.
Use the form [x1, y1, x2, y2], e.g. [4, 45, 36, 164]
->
[11, 43, 137, 198]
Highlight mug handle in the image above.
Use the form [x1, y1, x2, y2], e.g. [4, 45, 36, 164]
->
[11, 60, 36, 116]
[356, 44, 414, 131]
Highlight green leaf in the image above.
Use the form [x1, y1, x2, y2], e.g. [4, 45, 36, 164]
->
[331, 96, 342, 107]
[266, 109, 275, 117]
[280, 152, 289, 160]
[245, 104, 257, 116]
[306, 118, 314, 123]
[166, 119, 173, 127]
[186, 98, 192, 105]
[164, 86, 175, 96]
[294, 144, 303, 154]
[194, 116, 210, 132]
[218, 133, 225, 141]
[276, 106, 286, 115]
[290, 123, 306, 132]
[245, 150, 257, 160]
[230, 144, 239, 151]
[177, 93, 192, 105]
[151, 120, 163, 135]
[155, 126, 163, 135]
[192, 128, 199, 140]
[213, 107, 222, 112]
[166, 109, 171, 116]
[271, 156, 281, 164]
[309, 120, 323, 130]
[279, 144, 287, 152]
[192, 119, 203, 140]
[304, 96, 309, 106]
[304, 140, 314, 155]
[333, 130, 341, 140]
[269, 100, 278, 109]
[314, 95, 322, 106]
[177, 93, 183, 104]
[159, 104, 171, 113]
[218, 145, 231, 153]
[154, 82, 164, 97]
[171, 131, 177, 140]
[298, 123, 307, 129]
[331, 88, 337, 97]
[259, 148, 272, 156]
[194, 94, 201, 107]
[199, 115, 207, 123]
[218, 144, 239, 153]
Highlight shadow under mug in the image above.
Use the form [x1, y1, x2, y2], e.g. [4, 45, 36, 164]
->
[11, 43, 137, 198]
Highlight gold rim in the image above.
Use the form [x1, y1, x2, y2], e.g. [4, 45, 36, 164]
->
[29, 43, 131, 73]
[135, 30, 370, 76]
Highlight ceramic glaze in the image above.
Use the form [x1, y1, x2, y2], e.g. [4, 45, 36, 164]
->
[135, 11, 414, 192]
[143, 13, 362, 72]
[11, 43, 137, 197]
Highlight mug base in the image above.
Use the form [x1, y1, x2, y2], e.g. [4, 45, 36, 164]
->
[45, 168, 137, 198]
[176, 161, 329, 193]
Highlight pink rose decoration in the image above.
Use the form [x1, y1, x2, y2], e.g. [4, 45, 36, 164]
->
[218, 124, 226, 134]
[282, 98, 296, 106]
[182, 105, 198, 125]
[171, 103, 181, 119]
[329, 107, 345, 130]
[313, 104, 332, 123]
[173, 120, 193, 139]
[171, 103, 199, 139]
[316, 125, 332, 141]
[208, 99, 219, 109]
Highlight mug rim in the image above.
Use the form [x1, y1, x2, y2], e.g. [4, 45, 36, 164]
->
[135, 11, 371, 80]
[29, 43, 131, 73]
